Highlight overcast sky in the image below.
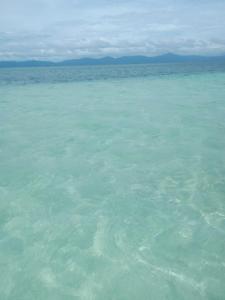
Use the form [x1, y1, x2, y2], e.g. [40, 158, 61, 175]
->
[1, 0, 225, 60]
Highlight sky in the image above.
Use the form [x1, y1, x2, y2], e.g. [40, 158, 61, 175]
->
[0, 0, 225, 60]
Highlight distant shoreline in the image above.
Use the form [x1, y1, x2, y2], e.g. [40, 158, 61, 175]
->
[0, 53, 225, 69]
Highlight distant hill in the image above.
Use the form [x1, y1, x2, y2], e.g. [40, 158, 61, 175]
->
[0, 53, 225, 68]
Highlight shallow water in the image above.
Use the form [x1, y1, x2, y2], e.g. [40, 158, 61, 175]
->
[0, 64, 225, 299]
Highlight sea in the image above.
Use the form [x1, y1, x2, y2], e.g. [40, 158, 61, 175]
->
[0, 62, 225, 300]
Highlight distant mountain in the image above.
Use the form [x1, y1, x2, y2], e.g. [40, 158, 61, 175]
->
[0, 53, 225, 68]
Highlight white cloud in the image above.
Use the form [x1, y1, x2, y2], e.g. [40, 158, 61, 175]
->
[0, 0, 225, 60]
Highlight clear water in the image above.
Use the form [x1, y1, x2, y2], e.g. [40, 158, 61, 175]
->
[0, 63, 225, 300]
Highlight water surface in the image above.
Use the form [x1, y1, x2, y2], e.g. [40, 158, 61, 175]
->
[0, 63, 225, 299]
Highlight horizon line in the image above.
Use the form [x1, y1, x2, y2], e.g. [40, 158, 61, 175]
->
[1, 52, 225, 63]
[0, 52, 225, 69]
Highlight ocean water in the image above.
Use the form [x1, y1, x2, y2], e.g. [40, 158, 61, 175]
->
[0, 63, 225, 300]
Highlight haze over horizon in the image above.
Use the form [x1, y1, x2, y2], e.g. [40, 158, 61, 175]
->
[1, 0, 225, 61]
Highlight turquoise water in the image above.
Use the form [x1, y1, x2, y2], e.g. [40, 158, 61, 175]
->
[0, 63, 225, 299]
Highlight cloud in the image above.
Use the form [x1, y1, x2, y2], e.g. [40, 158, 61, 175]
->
[0, 0, 225, 60]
